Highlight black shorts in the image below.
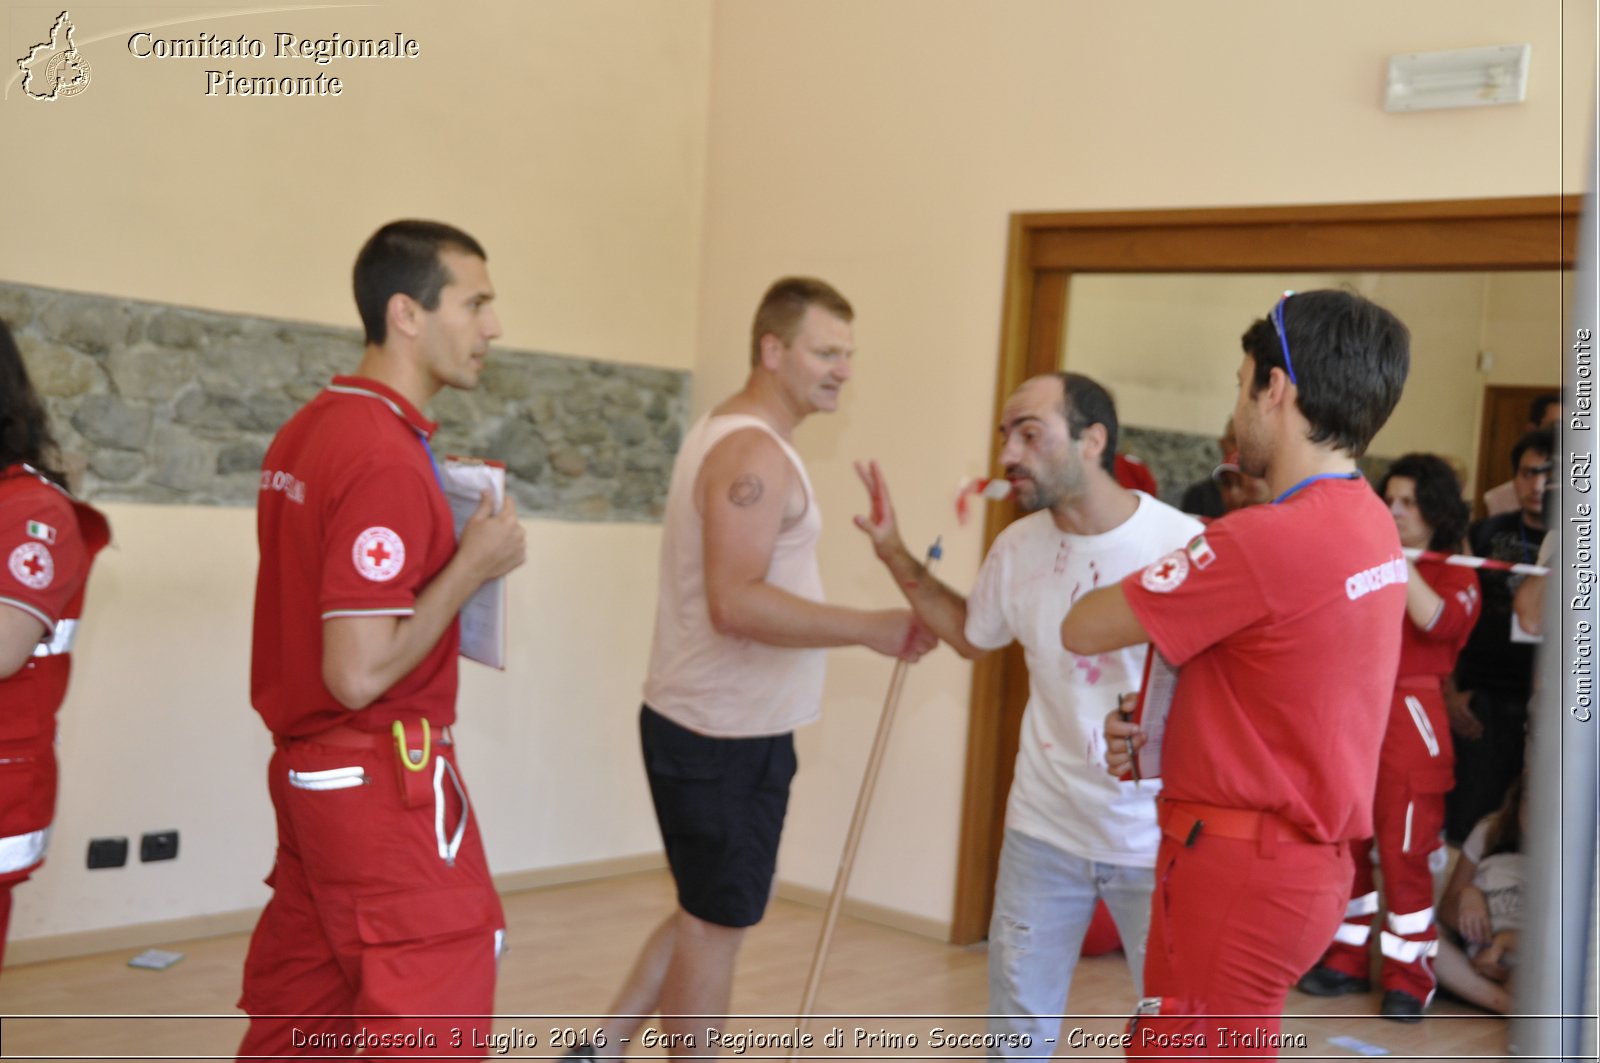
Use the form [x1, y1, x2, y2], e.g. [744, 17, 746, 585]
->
[639, 704, 798, 928]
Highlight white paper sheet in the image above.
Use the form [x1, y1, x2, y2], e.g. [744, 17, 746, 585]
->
[439, 458, 508, 669]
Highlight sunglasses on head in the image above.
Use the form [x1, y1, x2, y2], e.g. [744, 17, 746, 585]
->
[1268, 290, 1298, 386]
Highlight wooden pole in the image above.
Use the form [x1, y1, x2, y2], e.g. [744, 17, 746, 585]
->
[791, 539, 940, 1057]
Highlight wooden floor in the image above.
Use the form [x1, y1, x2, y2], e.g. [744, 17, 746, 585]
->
[0, 870, 1508, 1060]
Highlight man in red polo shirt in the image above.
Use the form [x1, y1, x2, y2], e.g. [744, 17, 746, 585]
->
[238, 220, 526, 1059]
[1062, 289, 1411, 1057]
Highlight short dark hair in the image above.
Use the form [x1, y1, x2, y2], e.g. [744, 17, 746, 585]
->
[353, 220, 487, 345]
[0, 319, 66, 487]
[1529, 393, 1560, 425]
[750, 277, 853, 365]
[1380, 453, 1469, 552]
[1512, 425, 1555, 469]
[1052, 372, 1118, 475]
[1240, 289, 1410, 457]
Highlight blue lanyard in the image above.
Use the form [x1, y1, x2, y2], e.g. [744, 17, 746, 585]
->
[417, 432, 444, 488]
[1273, 470, 1361, 505]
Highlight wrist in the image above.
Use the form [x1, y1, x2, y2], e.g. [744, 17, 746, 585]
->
[881, 537, 919, 579]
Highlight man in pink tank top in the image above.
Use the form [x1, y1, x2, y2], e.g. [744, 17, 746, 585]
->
[570, 278, 934, 1060]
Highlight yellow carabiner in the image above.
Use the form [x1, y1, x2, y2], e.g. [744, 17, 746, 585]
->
[392, 719, 431, 773]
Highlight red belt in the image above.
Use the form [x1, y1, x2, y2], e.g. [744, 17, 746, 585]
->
[1159, 799, 1325, 847]
[277, 721, 452, 749]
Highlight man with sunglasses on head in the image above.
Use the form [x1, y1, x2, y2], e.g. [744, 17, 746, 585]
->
[1061, 290, 1411, 1057]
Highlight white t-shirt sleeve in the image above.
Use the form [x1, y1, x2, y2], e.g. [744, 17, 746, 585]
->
[964, 541, 1014, 651]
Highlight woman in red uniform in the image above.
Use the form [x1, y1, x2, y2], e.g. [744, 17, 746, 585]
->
[0, 319, 109, 971]
[1298, 452, 1478, 1021]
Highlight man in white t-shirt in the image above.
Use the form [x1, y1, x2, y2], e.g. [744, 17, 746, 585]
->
[855, 373, 1202, 1057]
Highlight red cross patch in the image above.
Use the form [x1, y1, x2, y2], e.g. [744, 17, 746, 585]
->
[9, 541, 54, 590]
[1140, 550, 1189, 594]
[352, 527, 406, 582]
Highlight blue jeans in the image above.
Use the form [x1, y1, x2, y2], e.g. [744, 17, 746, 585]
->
[986, 828, 1153, 1059]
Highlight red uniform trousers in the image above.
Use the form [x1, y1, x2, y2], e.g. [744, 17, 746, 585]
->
[1131, 803, 1350, 1059]
[1318, 680, 1453, 1002]
[0, 727, 58, 972]
[237, 729, 504, 1061]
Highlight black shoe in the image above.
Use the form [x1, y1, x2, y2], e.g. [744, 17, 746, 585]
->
[1296, 965, 1372, 996]
[1381, 989, 1425, 1023]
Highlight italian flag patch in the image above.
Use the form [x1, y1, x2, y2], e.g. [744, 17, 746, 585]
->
[1186, 534, 1215, 569]
[26, 520, 56, 544]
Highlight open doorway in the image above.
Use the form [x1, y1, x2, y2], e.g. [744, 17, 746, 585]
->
[950, 196, 1580, 944]
[1476, 385, 1563, 519]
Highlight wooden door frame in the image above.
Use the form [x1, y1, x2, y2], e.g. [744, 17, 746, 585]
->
[950, 195, 1581, 945]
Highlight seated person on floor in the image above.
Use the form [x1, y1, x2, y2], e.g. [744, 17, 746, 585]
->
[1436, 775, 1526, 1015]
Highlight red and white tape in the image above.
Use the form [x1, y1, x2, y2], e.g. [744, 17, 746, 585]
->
[1405, 548, 1548, 577]
[955, 477, 1012, 525]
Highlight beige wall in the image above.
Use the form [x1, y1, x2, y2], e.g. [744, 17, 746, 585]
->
[1, 0, 1591, 948]
[698, 0, 1591, 928]
[2, 1, 712, 943]
[2, 0, 711, 370]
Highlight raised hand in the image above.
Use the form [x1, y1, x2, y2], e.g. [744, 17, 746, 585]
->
[852, 459, 907, 563]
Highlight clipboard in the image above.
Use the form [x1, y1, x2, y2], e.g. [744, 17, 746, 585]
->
[439, 456, 509, 669]
[1119, 645, 1178, 782]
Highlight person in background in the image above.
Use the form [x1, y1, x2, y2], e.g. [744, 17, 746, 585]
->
[1444, 426, 1552, 845]
[1179, 418, 1236, 519]
[1482, 395, 1559, 517]
[1297, 453, 1479, 1023]
[1115, 452, 1160, 497]
[0, 318, 110, 974]
[1435, 775, 1526, 1014]
[1210, 450, 1270, 515]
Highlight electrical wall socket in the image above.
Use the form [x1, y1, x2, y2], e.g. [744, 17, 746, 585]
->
[140, 830, 179, 862]
[87, 837, 128, 869]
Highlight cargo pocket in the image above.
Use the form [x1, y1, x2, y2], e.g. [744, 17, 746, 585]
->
[356, 882, 499, 945]
[0, 752, 52, 842]
[355, 883, 503, 1016]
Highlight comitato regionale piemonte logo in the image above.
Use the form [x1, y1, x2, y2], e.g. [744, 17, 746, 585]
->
[17, 10, 91, 101]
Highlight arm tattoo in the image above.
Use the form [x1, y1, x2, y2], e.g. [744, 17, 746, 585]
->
[729, 474, 764, 507]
